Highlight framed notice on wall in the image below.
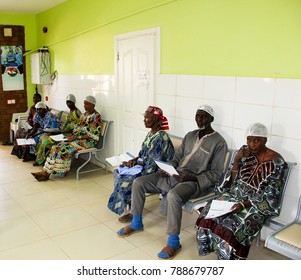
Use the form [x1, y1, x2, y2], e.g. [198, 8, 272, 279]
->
[1, 45, 24, 91]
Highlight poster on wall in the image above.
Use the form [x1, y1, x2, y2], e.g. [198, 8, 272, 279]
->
[1, 45, 24, 91]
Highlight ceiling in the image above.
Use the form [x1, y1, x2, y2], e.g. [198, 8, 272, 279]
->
[0, 0, 66, 14]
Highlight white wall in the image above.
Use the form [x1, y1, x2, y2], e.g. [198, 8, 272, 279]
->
[41, 73, 301, 239]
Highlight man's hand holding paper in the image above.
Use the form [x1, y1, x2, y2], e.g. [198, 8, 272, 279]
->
[154, 160, 179, 176]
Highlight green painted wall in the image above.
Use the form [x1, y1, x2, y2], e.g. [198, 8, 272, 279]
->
[2, 0, 301, 100]
[0, 13, 37, 102]
[35, 0, 301, 78]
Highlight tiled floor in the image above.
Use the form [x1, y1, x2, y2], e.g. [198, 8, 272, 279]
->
[0, 144, 289, 260]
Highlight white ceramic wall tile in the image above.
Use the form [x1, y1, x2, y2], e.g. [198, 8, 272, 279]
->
[203, 99, 235, 127]
[204, 76, 236, 101]
[99, 75, 115, 92]
[236, 77, 275, 106]
[166, 116, 175, 135]
[233, 103, 273, 130]
[175, 96, 202, 120]
[156, 74, 177, 95]
[213, 125, 232, 149]
[174, 118, 196, 138]
[270, 136, 301, 165]
[156, 94, 176, 117]
[275, 78, 301, 109]
[176, 74, 204, 98]
[272, 107, 301, 140]
[100, 90, 116, 110]
[231, 128, 247, 150]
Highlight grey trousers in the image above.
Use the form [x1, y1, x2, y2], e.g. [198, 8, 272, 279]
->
[131, 173, 202, 235]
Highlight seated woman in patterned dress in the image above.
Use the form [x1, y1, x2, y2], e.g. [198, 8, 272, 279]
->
[33, 94, 82, 166]
[21, 101, 62, 162]
[11, 93, 41, 159]
[195, 123, 287, 260]
[107, 106, 175, 222]
[31, 96, 102, 181]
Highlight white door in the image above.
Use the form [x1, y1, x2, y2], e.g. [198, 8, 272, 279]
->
[115, 28, 160, 156]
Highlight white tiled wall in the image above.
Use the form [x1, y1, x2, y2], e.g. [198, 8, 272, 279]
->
[40, 73, 301, 238]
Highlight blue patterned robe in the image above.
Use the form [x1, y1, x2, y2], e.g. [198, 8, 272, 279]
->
[107, 130, 175, 215]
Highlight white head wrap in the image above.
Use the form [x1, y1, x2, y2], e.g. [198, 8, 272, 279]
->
[246, 123, 268, 137]
[84, 95, 96, 105]
[198, 104, 214, 117]
[66, 94, 76, 103]
[35, 101, 47, 109]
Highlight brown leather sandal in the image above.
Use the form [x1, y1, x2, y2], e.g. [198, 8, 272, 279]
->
[118, 213, 133, 223]
[31, 171, 50, 181]
[117, 225, 143, 238]
[157, 245, 182, 260]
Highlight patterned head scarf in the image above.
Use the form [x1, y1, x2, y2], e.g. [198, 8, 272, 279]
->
[84, 95, 96, 105]
[146, 106, 169, 130]
[66, 94, 76, 103]
[35, 101, 47, 109]
[246, 123, 268, 137]
[198, 104, 214, 117]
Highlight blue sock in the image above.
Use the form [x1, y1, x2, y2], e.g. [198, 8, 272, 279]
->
[129, 214, 143, 230]
[157, 234, 181, 259]
[167, 233, 181, 248]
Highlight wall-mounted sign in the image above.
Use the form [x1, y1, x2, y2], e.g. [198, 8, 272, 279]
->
[1, 45, 24, 91]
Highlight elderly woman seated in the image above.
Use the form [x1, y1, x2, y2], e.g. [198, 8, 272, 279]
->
[31, 95, 102, 181]
[18, 100, 62, 162]
[33, 94, 82, 166]
[11, 93, 41, 160]
[107, 106, 175, 222]
[195, 123, 287, 260]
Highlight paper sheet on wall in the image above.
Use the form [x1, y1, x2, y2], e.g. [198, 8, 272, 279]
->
[205, 200, 235, 219]
[154, 160, 179, 176]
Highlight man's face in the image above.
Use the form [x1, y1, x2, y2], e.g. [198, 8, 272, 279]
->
[195, 110, 212, 130]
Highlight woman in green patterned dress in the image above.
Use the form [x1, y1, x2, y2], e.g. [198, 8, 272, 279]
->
[33, 94, 82, 166]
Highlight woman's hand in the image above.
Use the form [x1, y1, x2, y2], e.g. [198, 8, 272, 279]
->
[67, 135, 76, 142]
[232, 146, 253, 169]
[231, 202, 245, 213]
[121, 158, 138, 168]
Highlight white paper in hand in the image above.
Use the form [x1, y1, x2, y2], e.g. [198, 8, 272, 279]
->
[16, 138, 36, 145]
[50, 134, 68, 142]
[154, 160, 179, 175]
[106, 152, 135, 167]
[205, 200, 235, 219]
